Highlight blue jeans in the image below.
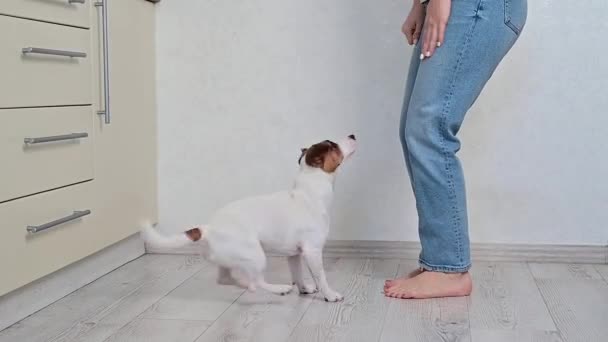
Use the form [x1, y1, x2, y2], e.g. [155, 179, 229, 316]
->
[399, 0, 527, 272]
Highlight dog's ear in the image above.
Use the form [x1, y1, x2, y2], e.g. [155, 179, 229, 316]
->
[304, 140, 344, 172]
[298, 148, 308, 164]
[304, 145, 327, 168]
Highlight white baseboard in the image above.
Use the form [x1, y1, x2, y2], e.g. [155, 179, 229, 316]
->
[146, 240, 608, 264]
[0, 234, 145, 331]
[322, 240, 608, 264]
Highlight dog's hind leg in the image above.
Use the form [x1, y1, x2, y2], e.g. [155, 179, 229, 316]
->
[226, 268, 254, 290]
[216, 267, 237, 286]
[232, 247, 293, 295]
[231, 267, 293, 294]
[256, 279, 294, 296]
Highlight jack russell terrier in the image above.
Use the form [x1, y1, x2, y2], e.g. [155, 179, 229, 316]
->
[141, 134, 356, 302]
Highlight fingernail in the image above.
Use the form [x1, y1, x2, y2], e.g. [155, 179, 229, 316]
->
[425, 51, 431, 57]
[437, 41, 441, 47]
[413, 39, 418, 45]
[419, 53, 425, 60]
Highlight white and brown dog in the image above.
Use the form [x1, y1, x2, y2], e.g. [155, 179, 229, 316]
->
[141, 135, 356, 302]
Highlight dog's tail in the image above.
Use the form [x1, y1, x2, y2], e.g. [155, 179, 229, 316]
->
[140, 222, 205, 250]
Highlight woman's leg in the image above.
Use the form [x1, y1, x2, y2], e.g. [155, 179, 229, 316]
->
[399, 32, 423, 183]
[387, 0, 527, 298]
[384, 33, 425, 291]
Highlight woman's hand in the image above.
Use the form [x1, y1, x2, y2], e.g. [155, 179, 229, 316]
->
[421, 0, 451, 60]
[401, 2, 425, 46]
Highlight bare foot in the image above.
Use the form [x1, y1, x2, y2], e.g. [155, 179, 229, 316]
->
[384, 271, 472, 299]
[384, 268, 423, 291]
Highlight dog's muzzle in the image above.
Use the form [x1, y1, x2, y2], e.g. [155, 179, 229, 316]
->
[338, 135, 357, 158]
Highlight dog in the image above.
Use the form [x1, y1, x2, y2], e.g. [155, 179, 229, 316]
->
[141, 134, 356, 302]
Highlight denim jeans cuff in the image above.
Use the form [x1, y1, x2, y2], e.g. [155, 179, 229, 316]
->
[419, 258, 471, 273]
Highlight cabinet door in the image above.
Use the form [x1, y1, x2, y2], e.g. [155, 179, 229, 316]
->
[91, 0, 157, 242]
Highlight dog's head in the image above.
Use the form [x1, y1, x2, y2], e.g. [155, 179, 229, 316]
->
[298, 135, 357, 173]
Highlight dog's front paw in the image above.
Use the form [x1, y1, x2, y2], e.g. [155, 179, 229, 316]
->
[323, 290, 344, 302]
[297, 284, 318, 295]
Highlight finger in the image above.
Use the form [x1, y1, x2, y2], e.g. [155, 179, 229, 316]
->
[437, 20, 446, 47]
[413, 21, 422, 45]
[421, 22, 431, 60]
[422, 23, 435, 59]
[426, 23, 438, 57]
[404, 26, 414, 45]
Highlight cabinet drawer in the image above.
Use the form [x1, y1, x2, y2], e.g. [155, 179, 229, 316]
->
[0, 0, 90, 28]
[0, 15, 91, 108]
[0, 182, 102, 295]
[0, 106, 94, 203]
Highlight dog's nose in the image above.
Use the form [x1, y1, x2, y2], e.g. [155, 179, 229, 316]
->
[348, 134, 356, 141]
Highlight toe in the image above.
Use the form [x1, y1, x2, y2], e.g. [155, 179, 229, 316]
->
[384, 287, 411, 299]
[384, 284, 397, 292]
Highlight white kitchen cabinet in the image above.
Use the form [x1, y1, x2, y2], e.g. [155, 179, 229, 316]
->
[0, 0, 157, 296]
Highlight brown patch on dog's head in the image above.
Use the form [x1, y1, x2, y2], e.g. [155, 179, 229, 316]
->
[300, 140, 344, 173]
[185, 227, 202, 241]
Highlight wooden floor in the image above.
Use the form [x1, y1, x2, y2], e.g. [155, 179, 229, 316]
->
[1, 255, 607, 342]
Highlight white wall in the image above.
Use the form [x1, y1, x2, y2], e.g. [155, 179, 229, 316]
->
[156, 1, 608, 245]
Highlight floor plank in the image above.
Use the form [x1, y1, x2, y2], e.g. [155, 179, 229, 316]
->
[530, 264, 608, 342]
[528, 263, 603, 280]
[471, 329, 563, 342]
[0, 255, 185, 342]
[289, 258, 399, 342]
[104, 318, 211, 342]
[378, 261, 471, 342]
[140, 261, 245, 321]
[468, 263, 556, 331]
[3, 256, 607, 342]
[50, 255, 206, 342]
[194, 257, 332, 342]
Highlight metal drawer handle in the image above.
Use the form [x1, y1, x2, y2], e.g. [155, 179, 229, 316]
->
[96, 0, 111, 124]
[68, 0, 86, 4]
[22, 47, 87, 58]
[27, 210, 91, 234]
[24, 132, 88, 145]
